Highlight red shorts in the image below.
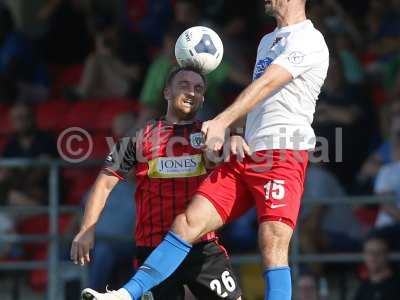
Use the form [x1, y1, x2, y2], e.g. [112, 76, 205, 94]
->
[196, 150, 308, 229]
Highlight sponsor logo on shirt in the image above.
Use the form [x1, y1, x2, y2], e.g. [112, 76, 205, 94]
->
[190, 132, 204, 149]
[254, 57, 273, 80]
[147, 154, 206, 178]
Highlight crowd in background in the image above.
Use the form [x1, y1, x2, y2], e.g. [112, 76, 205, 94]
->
[0, 0, 400, 298]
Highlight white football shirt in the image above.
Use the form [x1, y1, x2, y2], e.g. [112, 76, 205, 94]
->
[374, 162, 400, 227]
[245, 20, 329, 150]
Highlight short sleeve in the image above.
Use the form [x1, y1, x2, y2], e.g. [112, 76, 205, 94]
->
[272, 35, 328, 78]
[103, 137, 136, 179]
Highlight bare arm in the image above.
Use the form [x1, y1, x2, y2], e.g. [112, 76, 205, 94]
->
[70, 170, 120, 265]
[201, 64, 292, 151]
[79, 170, 120, 231]
[215, 64, 292, 127]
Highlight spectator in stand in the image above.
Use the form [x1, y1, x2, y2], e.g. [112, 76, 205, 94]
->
[111, 112, 138, 140]
[71, 17, 148, 99]
[295, 273, 320, 300]
[334, 33, 365, 85]
[173, 0, 201, 28]
[370, 137, 400, 249]
[357, 100, 400, 193]
[0, 4, 49, 103]
[353, 235, 400, 300]
[3, 103, 56, 159]
[0, 103, 58, 283]
[0, 213, 15, 259]
[2, 103, 57, 207]
[300, 163, 363, 258]
[364, 0, 400, 61]
[314, 56, 374, 191]
[124, 0, 172, 48]
[38, 0, 91, 66]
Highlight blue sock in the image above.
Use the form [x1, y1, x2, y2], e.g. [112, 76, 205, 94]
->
[264, 266, 292, 300]
[123, 231, 192, 300]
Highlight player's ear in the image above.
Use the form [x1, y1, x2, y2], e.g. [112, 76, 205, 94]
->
[164, 86, 172, 101]
[199, 95, 205, 108]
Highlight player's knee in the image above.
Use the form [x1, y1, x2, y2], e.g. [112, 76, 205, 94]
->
[172, 212, 203, 243]
[258, 221, 293, 267]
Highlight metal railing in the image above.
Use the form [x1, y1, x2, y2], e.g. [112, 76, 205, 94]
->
[0, 159, 94, 300]
[0, 159, 398, 299]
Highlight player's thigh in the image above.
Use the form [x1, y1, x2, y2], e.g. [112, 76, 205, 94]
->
[195, 159, 254, 225]
[171, 194, 224, 243]
[244, 150, 308, 266]
[185, 242, 242, 300]
[244, 150, 308, 229]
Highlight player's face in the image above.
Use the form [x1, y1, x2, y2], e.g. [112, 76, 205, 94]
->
[165, 70, 205, 120]
[264, 0, 287, 16]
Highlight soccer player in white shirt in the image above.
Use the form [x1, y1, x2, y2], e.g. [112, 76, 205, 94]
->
[78, 0, 329, 299]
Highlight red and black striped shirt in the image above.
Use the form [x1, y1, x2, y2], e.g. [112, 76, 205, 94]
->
[104, 119, 216, 247]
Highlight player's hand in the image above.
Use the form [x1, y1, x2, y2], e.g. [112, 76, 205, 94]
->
[201, 119, 227, 152]
[228, 135, 252, 161]
[70, 227, 95, 266]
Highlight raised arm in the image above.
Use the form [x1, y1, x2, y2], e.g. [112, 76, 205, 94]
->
[202, 64, 293, 151]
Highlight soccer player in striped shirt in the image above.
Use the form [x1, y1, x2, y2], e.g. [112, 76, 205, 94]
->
[71, 66, 242, 300]
[76, 0, 330, 299]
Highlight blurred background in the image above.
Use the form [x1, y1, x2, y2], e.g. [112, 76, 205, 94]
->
[0, 0, 399, 299]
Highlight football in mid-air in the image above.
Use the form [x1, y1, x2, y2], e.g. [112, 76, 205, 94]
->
[175, 26, 224, 74]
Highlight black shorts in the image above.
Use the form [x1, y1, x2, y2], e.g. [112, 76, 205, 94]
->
[136, 240, 242, 300]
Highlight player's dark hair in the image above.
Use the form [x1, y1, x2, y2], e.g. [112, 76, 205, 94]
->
[165, 66, 207, 89]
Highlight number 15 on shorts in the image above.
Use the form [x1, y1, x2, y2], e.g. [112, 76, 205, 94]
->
[264, 180, 286, 208]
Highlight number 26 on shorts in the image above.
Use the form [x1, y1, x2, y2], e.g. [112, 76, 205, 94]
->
[210, 271, 236, 298]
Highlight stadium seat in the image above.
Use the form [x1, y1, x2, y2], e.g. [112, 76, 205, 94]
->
[49, 64, 83, 98]
[35, 99, 71, 131]
[0, 134, 8, 153]
[62, 167, 100, 204]
[17, 214, 73, 292]
[93, 98, 141, 130]
[62, 100, 102, 129]
[59, 64, 84, 87]
[91, 132, 113, 159]
[0, 104, 11, 134]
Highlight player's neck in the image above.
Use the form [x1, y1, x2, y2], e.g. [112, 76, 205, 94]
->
[164, 113, 194, 125]
[275, 10, 307, 28]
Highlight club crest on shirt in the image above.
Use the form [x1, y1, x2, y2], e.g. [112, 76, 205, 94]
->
[190, 132, 204, 149]
[288, 51, 305, 64]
